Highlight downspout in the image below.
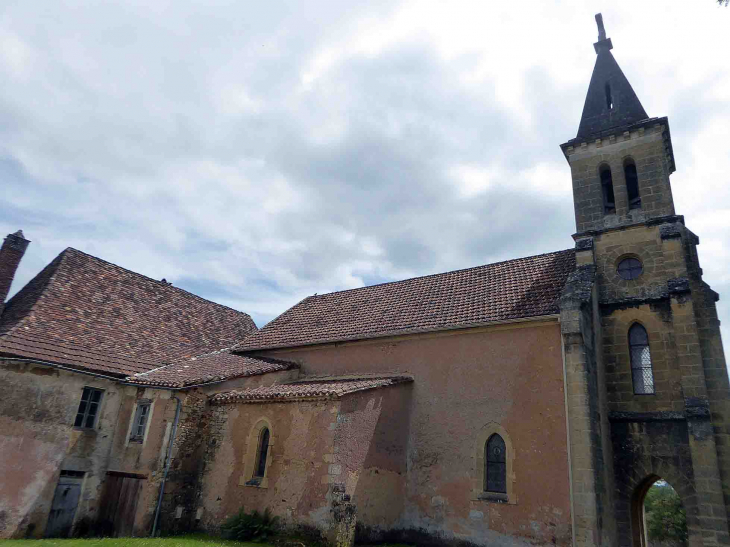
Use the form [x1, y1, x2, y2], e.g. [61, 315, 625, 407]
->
[152, 393, 182, 537]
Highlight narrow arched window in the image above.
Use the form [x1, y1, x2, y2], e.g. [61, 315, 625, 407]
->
[485, 434, 506, 493]
[600, 165, 615, 214]
[605, 83, 613, 110]
[625, 160, 641, 209]
[255, 427, 270, 477]
[629, 324, 655, 394]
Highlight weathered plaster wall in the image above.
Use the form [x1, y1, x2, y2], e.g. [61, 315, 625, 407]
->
[150, 368, 301, 535]
[337, 386, 411, 533]
[195, 399, 340, 533]
[0, 362, 122, 538]
[106, 386, 181, 537]
[258, 320, 572, 546]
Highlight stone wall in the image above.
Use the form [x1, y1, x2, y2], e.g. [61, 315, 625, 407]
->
[565, 121, 675, 235]
[568, 214, 730, 544]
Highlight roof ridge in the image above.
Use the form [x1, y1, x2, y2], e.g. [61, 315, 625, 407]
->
[288, 373, 412, 384]
[307, 248, 574, 299]
[64, 247, 254, 321]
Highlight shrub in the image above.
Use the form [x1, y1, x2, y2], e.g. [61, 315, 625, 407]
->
[220, 508, 279, 542]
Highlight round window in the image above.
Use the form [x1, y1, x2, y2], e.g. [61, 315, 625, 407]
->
[617, 257, 643, 280]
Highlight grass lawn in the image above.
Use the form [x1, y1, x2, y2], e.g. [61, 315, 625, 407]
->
[0, 535, 270, 547]
[0, 535, 411, 547]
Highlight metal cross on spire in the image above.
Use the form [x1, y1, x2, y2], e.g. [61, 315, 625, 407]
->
[595, 13, 606, 41]
[593, 13, 613, 53]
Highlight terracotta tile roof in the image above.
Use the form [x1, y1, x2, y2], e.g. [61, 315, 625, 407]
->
[210, 375, 413, 404]
[235, 249, 575, 351]
[130, 351, 298, 388]
[0, 248, 257, 377]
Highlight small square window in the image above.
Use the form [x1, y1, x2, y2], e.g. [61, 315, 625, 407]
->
[129, 401, 152, 442]
[74, 387, 103, 429]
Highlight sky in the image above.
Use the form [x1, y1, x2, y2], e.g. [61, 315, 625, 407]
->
[1, 1, 729, 347]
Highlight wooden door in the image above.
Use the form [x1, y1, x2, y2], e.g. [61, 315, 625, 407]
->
[99, 472, 145, 537]
[45, 475, 83, 537]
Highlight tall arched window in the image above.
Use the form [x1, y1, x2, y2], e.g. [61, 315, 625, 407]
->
[625, 159, 641, 209]
[255, 427, 270, 478]
[600, 165, 616, 215]
[629, 323, 655, 394]
[485, 434, 506, 493]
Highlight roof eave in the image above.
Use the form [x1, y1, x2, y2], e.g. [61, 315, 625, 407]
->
[235, 313, 561, 354]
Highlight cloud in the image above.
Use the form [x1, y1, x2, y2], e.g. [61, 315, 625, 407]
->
[0, 0, 728, 354]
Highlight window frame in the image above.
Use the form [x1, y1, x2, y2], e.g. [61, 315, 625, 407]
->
[129, 399, 152, 443]
[74, 387, 104, 430]
[254, 427, 270, 478]
[617, 257, 644, 281]
[629, 323, 655, 395]
[474, 423, 515, 504]
[485, 433, 507, 494]
[241, 418, 274, 488]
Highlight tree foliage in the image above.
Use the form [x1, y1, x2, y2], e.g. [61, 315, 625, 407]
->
[644, 482, 688, 545]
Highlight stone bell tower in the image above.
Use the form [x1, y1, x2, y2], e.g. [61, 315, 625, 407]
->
[559, 14, 730, 546]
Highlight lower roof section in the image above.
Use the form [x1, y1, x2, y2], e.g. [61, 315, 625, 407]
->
[128, 351, 298, 388]
[210, 375, 413, 404]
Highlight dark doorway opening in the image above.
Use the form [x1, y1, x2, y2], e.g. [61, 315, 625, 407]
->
[98, 471, 146, 537]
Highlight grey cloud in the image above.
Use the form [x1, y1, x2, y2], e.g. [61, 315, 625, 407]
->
[0, 1, 727, 341]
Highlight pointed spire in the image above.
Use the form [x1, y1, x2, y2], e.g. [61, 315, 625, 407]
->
[576, 14, 649, 139]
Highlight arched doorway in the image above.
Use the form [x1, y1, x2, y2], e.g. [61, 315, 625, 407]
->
[631, 475, 688, 546]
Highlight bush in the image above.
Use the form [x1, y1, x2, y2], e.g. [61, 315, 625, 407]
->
[220, 508, 279, 542]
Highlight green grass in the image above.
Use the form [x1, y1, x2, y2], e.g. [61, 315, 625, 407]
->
[0, 535, 271, 547]
[0, 535, 411, 547]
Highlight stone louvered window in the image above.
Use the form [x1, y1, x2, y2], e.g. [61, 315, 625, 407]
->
[624, 159, 641, 209]
[74, 387, 103, 429]
[629, 323, 655, 394]
[485, 434, 507, 493]
[600, 164, 616, 214]
[255, 428, 270, 478]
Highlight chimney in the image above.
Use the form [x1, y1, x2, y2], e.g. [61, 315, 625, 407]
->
[0, 230, 31, 316]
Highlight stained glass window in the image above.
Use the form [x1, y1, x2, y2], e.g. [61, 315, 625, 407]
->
[485, 434, 506, 493]
[630, 323, 655, 394]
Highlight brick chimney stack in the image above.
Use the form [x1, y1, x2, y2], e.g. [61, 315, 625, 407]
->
[0, 230, 30, 316]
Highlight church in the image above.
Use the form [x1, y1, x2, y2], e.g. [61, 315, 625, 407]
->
[1, 14, 729, 547]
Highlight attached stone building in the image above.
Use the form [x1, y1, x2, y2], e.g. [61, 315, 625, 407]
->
[1, 14, 729, 547]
